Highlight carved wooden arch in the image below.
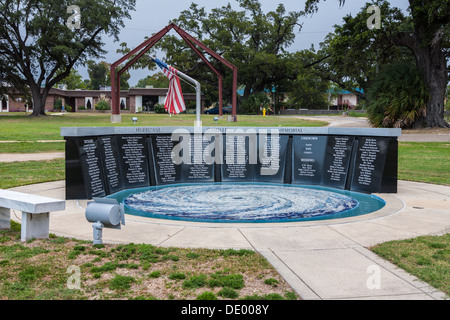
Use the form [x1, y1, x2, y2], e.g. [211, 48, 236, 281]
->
[110, 23, 238, 119]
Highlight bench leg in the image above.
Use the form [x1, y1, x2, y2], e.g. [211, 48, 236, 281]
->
[21, 212, 50, 242]
[0, 207, 10, 230]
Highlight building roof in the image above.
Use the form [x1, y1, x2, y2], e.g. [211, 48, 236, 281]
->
[327, 88, 365, 95]
[45, 87, 204, 100]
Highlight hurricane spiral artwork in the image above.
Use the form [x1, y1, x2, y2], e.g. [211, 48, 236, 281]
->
[123, 184, 360, 222]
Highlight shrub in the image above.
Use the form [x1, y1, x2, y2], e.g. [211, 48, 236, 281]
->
[366, 61, 429, 129]
[240, 92, 270, 114]
[53, 98, 63, 110]
[95, 100, 111, 111]
[154, 103, 166, 114]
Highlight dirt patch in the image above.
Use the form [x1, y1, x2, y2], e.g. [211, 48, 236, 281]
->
[0, 232, 299, 301]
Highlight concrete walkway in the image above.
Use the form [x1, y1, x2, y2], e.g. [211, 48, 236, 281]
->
[0, 152, 65, 163]
[7, 180, 450, 300]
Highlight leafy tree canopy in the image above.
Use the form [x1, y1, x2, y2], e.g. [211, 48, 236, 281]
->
[118, 0, 304, 105]
[136, 73, 169, 89]
[305, 0, 449, 127]
[0, 0, 136, 115]
[56, 68, 87, 90]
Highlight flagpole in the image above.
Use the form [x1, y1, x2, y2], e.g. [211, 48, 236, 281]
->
[151, 57, 202, 127]
[175, 69, 202, 127]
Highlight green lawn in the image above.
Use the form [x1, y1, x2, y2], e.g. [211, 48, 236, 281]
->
[398, 142, 450, 186]
[0, 142, 65, 153]
[0, 113, 327, 141]
[371, 234, 449, 296]
[0, 159, 65, 189]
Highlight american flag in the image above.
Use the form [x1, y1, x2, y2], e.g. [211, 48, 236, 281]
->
[153, 58, 186, 115]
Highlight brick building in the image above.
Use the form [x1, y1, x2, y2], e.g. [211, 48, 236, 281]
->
[0, 87, 205, 113]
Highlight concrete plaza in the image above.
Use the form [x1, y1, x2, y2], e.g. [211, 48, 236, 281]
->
[3, 116, 449, 300]
[8, 179, 450, 300]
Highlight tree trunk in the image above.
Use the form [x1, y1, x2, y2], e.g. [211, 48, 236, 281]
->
[415, 42, 449, 128]
[392, 28, 449, 128]
[30, 84, 48, 116]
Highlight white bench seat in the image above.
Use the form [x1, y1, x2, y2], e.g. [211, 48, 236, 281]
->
[0, 190, 66, 241]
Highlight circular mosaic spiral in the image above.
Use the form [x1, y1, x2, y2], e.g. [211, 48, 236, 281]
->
[123, 184, 359, 222]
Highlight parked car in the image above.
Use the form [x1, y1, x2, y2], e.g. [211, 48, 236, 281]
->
[204, 105, 231, 114]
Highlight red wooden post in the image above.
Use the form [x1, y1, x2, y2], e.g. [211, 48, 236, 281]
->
[110, 23, 238, 122]
[218, 77, 223, 117]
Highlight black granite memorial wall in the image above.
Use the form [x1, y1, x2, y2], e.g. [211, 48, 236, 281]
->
[63, 127, 400, 200]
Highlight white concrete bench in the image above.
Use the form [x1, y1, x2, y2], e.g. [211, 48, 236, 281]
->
[0, 190, 66, 242]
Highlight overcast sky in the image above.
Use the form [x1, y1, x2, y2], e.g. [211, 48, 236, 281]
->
[82, 0, 410, 86]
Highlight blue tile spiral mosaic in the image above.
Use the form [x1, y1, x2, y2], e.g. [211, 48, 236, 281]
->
[108, 183, 386, 223]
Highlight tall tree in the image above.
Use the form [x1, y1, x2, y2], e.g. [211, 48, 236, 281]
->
[136, 73, 169, 89]
[56, 68, 87, 90]
[0, 0, 136, 116]
[87, 60, 109, 90]
[119, 0, 303, 105]
[304, 0, 449, 127]
[315, 1, 411, 99]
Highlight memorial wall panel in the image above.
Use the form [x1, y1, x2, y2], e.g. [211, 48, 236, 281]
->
[323, 136, 355, 189]
[221, 133, 256, 182]
[75, 137, 107, 199]
[350, 137, 389, 193]
[256, 134, 289, 183]
[151, 135, 181, 185]
[117, 135, 150, 189]
[292, 135, 328, 185]
[62, 127, 400, 199]
[183, 133, 215, 183]
[98, 136, 123, 195]
[380, 138, 398, 194]
[65, 138, 87, 200]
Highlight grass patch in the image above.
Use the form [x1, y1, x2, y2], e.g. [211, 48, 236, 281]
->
[398, 142, 450, 185]
[109, 275, 136, 291]
[0, 142, 65, 153]
[0, 113, 327, 142]
[371, 234, 449, 297]
[347, 111, 368, 118]
[196, 291, 218, 300]
[0, 159, 65, 189]
[0, 228, 298, 300]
